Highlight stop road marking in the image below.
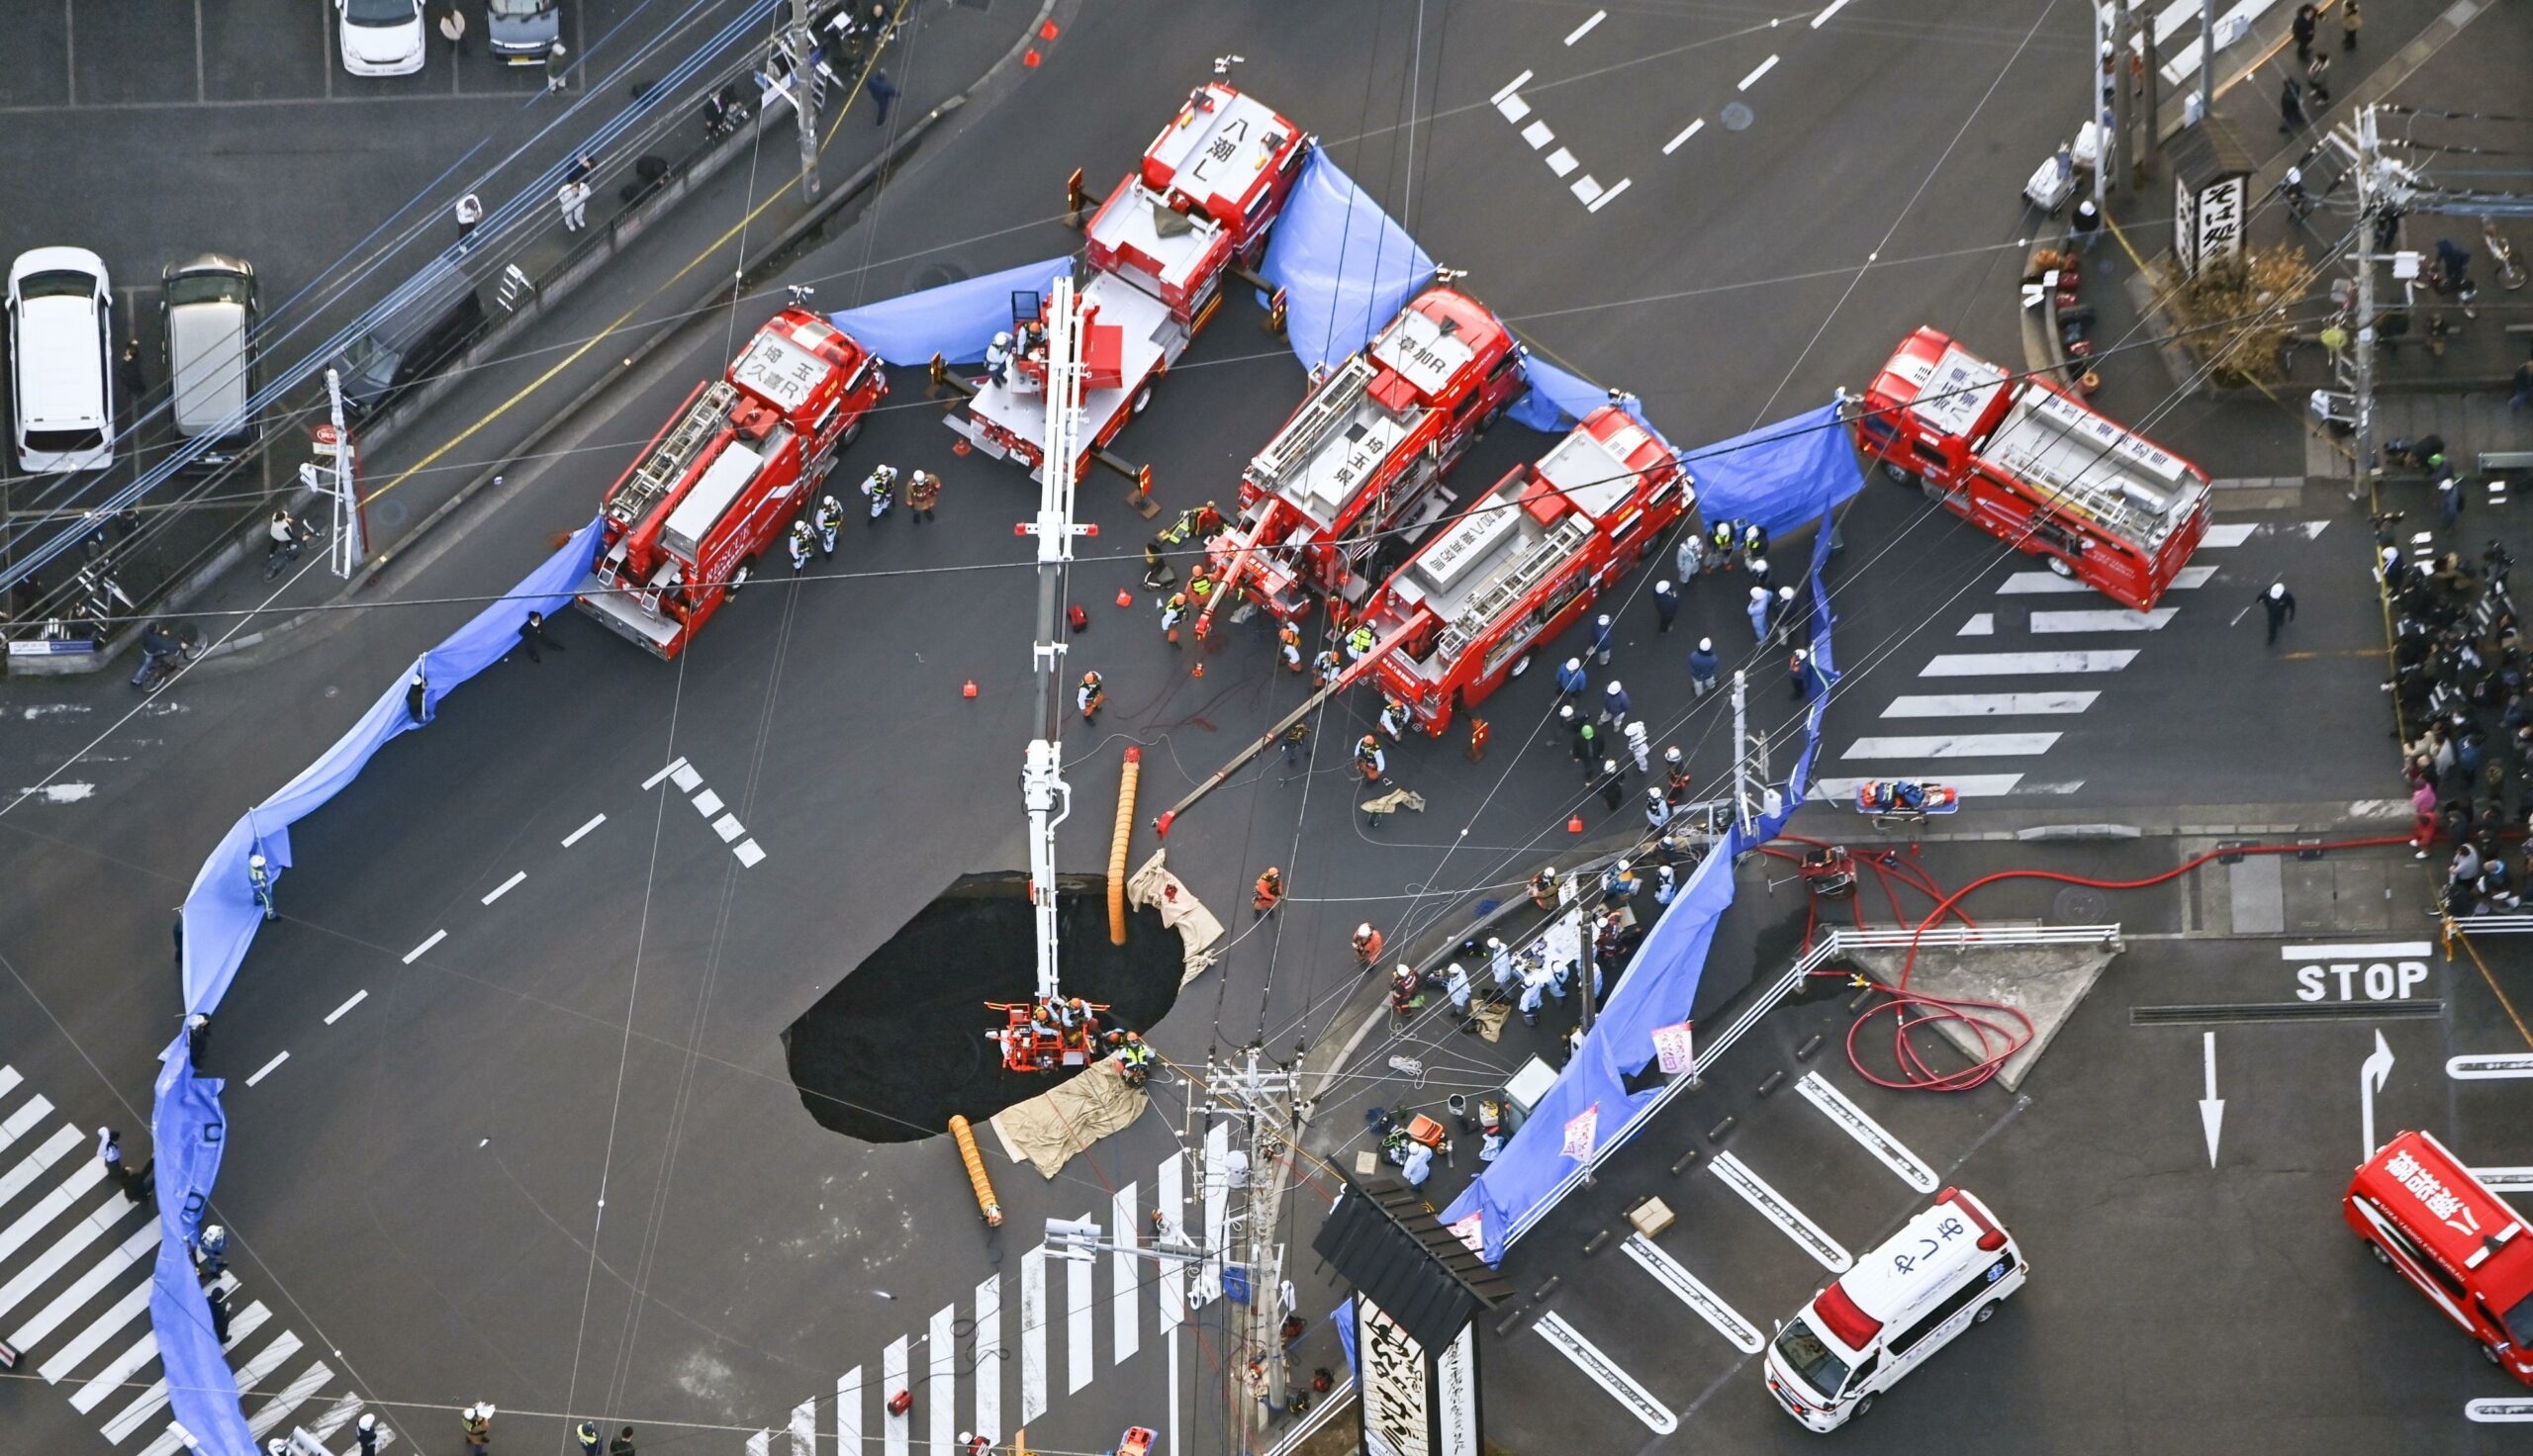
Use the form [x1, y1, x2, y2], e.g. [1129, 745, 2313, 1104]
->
[2281, 942, 2432, 1003]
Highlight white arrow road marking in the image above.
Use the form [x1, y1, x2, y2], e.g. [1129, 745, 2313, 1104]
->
[1712, 1152, 1851, 1271]
[1532, 1312, 1677, 1433]
[2199, 1032, 2224, 1168]
[2447, 1053, 2533, 1079]
[1796, 1073, 1938, 1191]
[2468, 1398, 2533, 1422]
[1621, 1234, 1763, 1353]
[2360, 1031, 2395, 1160]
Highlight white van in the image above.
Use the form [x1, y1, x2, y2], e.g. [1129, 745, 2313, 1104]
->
[1764, 1186, 2026, 1430]
[7, 246, 116, 474]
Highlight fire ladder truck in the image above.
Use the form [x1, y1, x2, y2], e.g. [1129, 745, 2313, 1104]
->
[1352, 405, 1689, 734]
[939, 80, 1311, 487]
[1196, 285, 1529, 640]
[990, 273, 1109, 1075]
[1853, 326, 2211, 611]
[575, 302, 887, 657]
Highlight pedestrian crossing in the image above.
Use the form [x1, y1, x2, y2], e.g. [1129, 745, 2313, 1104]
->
[1819, 520, 2323, 801]
[742, 1144, 1219, 1455]
[0, 1065, 400, 1456]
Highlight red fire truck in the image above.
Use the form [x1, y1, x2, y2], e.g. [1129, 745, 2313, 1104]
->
[1200, 286, 1529, 634]
[1852, 327, 2211, 611]
[2346, 1130, 2533, 1385]
[945, 82, 1311, 484]
[1350, 405, 1688, 734]
[575, 306, 887, 657]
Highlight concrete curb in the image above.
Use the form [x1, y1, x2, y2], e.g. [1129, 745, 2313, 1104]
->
[208, 0, 1062, 666]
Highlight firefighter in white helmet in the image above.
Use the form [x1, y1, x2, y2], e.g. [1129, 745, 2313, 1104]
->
[862, 463, 900, 520]
[985, 329, 1013, 388]
[787, 518, 814, 573]
[813, 494, 844, 555]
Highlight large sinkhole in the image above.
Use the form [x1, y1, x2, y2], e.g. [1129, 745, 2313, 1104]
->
[782, 871, 1186, 1142]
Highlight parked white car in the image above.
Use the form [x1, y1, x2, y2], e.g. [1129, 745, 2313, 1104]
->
[7, 246, 116, 475]
[336, 0, 426, 77]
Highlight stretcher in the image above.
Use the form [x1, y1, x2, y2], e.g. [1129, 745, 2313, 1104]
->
[1854, 779, 1960, 825]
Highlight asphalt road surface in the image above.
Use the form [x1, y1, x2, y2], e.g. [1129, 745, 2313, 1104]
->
[2, 3, 2528, 1456]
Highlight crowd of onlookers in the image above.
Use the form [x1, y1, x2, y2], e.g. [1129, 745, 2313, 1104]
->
[2386, 515, 2526, 914]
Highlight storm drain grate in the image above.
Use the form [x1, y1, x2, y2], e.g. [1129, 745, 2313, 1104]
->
[2132, 1001, 2444, 1026]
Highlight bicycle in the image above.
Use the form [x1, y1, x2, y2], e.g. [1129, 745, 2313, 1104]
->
[130, 622, 201, 691]
[261, 515, 318, 581]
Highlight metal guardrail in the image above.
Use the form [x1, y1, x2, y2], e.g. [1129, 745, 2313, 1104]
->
[1498, 923, 2123, 1249]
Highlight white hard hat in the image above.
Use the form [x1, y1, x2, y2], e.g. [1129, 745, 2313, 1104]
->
[1596, 613, 1611, 626]
[1564, 657, 1581, 672]
[1558, 703, 1575, 721]
[247, 853, 265, 868]
[1793, 648, 1809, 661]
[358, 1414, 377, 1432]
[271, 1439, 289, 1456]
[1664, 745, 1682, 764]
[1778, 586, 1795, 600]
[1487, 936, 1504, 950]
[992, 331, 1011, 347]
[1615, 858, 1632, 872]
[1603, 758, 1620, 772]
[1750, 587, 1767, 603]
[1698, 636, 1713, 651]
[1606, 680, 1623, 693]
[2268, 583, 2286, 599]
[959, 1435, 975, 1447]
[1655, 580, 1672, 592]
[1647, 787, 1664, 801]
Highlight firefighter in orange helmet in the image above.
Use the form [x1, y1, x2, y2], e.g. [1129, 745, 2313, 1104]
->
[1078, 671, 1105, 722]
[1253, 867, 1284, 917]
[1355, 735, 1386, 782]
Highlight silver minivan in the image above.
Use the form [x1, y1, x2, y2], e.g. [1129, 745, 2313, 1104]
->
[487, 0, 561, 62]
[161, 253, 260, 466]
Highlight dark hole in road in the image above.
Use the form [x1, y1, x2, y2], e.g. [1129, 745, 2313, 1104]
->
[782, 870, 1184, 1142]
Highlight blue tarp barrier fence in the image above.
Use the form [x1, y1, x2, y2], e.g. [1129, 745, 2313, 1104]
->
[827, 254, 1076, 368]
[151, 516, 605, 1456]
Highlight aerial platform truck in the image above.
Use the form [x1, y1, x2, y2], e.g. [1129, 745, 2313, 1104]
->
[937, 80, 1312, 491]
[1149, 406, 1684, 834]
[1351, 405, 1690, 735]
[1193, 285, 1530, 642]
[1851, 327, 2211, 611]
[574, 301, 887, 657]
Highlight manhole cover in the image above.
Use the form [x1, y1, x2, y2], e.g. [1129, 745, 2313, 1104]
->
[2051, 886, 2110, 923]
[1721, 102, 1754, 132]
[371, 498, 410, 531]
[903, 261, 972, 294]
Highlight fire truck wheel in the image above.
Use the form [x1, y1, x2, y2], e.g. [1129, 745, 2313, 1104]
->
[2045, 555, 2075, 579]
[2370, 1242, 2392, 1266]
[1880, 460, 1916, 485]
[730, 558, 756, 593]
[1479, 401, 1507, 433]
[842, 417, 864, 447]
[1508, 653, 1532, 678]
[1131, 383, 1155, 415]
[2486, 1341, 2505, 1366]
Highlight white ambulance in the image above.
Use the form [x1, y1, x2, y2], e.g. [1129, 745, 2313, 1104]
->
[1765, 1186, 2026, 1430]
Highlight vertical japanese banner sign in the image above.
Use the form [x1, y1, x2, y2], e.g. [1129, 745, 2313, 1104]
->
[1561, 1102, 1601, 1162]
[1358, 1296, 1432, 1456]
[1435, 1322, 1480, 1456]
[1650, 1021, 1696, 1076]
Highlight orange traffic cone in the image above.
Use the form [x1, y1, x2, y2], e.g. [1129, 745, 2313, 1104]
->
[963, 682, 979, 698]
[1116, 589, 1133, 607]
[1567, 815, 1584, 834]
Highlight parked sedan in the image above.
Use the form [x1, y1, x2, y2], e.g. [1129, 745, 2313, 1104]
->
[336, 0, 425, 77]
[487, 0, 562, 63]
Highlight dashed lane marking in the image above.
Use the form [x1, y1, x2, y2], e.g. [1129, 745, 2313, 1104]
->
[1736, 54, 1779, 89]
[324, 990, 368, 1025]
[711, 814, 745, 843]
[402, 930, 447, 963]
[1661, 118, 1703, 153]
[640, 757, 691, 791]
[2474, 1168, 2533, 1191]
[692, 788, 725, 817]
[1711, 1151, 1853, 1271]
[2448, 1053, 2533, 1079]
[1795, 1072, 1939, 1191]
[560, 813, 607, 847]
[1587, 178, 1631, 212]
[1545, 146, 1579, 177]
[1882, 692, 2098, 717]
[1564, 10, 1606, 45]
[1812, 0, 1853, 25]
[480, 870, 525, 905]
[1620, 1234, 1763, 1353]
[1532, 1312, 1677, 1433]
[1497, 93, 1531, 122]
[1521, 119, 1554, 149]
[1491, 70, 1532, 105]
[243, 1052, 288, 1088]
[735, 840, 767, 867]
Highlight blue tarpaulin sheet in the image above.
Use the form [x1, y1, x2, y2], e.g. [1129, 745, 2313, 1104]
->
[154, 516, 604, 1456]
[827, 255, 1075, 368]
[1683, 404, 1864, 541]
[1505, 356, 1616, 434]
[1438, 417, 1848, 1263]
[1259, 152, 1436, 373]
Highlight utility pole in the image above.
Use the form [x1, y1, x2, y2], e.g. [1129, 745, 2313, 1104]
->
[787, 0, 821, 197]
[2198, 0, 2216, 126]
[2132, 2, 2159, 186]
[1730, 669, 1751, 837]
[2351, 103, 2379, 503]
[1202, 1046, 1298, 1436]
[2093, 1, 2112, 211]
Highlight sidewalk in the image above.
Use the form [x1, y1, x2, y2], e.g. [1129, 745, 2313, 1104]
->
[179, 0, 1049, 668]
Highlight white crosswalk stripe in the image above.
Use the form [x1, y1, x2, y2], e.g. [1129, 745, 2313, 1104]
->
[1881, 692, 2098, 717]
[2028, 607, 2177, 633]
[1921, 649, 2137, 676]
[1813, 774, 2042, 799]
[1842, 733, 2060, 760]
[1999, 562, 2218, 593]
[0, 1067, 354, 1456]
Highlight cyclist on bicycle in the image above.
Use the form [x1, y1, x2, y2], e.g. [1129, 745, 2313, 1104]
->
[267, 509, 301, 559]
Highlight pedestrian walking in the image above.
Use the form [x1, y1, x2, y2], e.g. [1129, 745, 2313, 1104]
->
[1770, 585, 1801, 649]
[1488, 937, 1515, 995]
[516, 610, 566, 664]
[2256, 583, 2297, 646]
[2280, 76, 2305, 134]
[246, 853, 276, 922]
[1674, 532, 1706, 582]
[209, 1284, 231, 1343]
[906, 469, 941, 522]
[2070, 197, 2102, 253]
[1650, 580, 1680, 632]
[1745, 586, 1770, 643]
[355, 1414, 382, 1456]
[814, 495, 843, 553]
[1623, 719, 1651, 774]
[1599, 679, 1631, 727]
[1789, 647, 1815, 701]
[2438, 471, 2464, 528]
[557, 178, 591, 232]
[98, 1128, 125, 1179]
[1569, 714, 1600, 774]
[868, 69, 899, 127]
[437, 4, 467, 57]
[1596, 758, 1626, 812]
[2342, 0, 2361, 49]
[1555, 656, 1588, 698]
[1590, 612, 1616, 666]
[1280, 720, 1309, 767]
[1254, 867, 1284, 916]
[577, 1422, 603, 1456]
[1687, 636, 1720, 697]
[453, 193, 484, 247]
[461, 1404, 495, 1456]
[2409, 777, 2437, 858]
[609, 1429, 637, 1456]
[119, 338, 147, 403]
[1077, 671, 1104, 722]
[545, 40, 570, 91]
[2292, 3, 2317, 61]
[787, 519, 814, 573]
[2305, 51, 2331, 107]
